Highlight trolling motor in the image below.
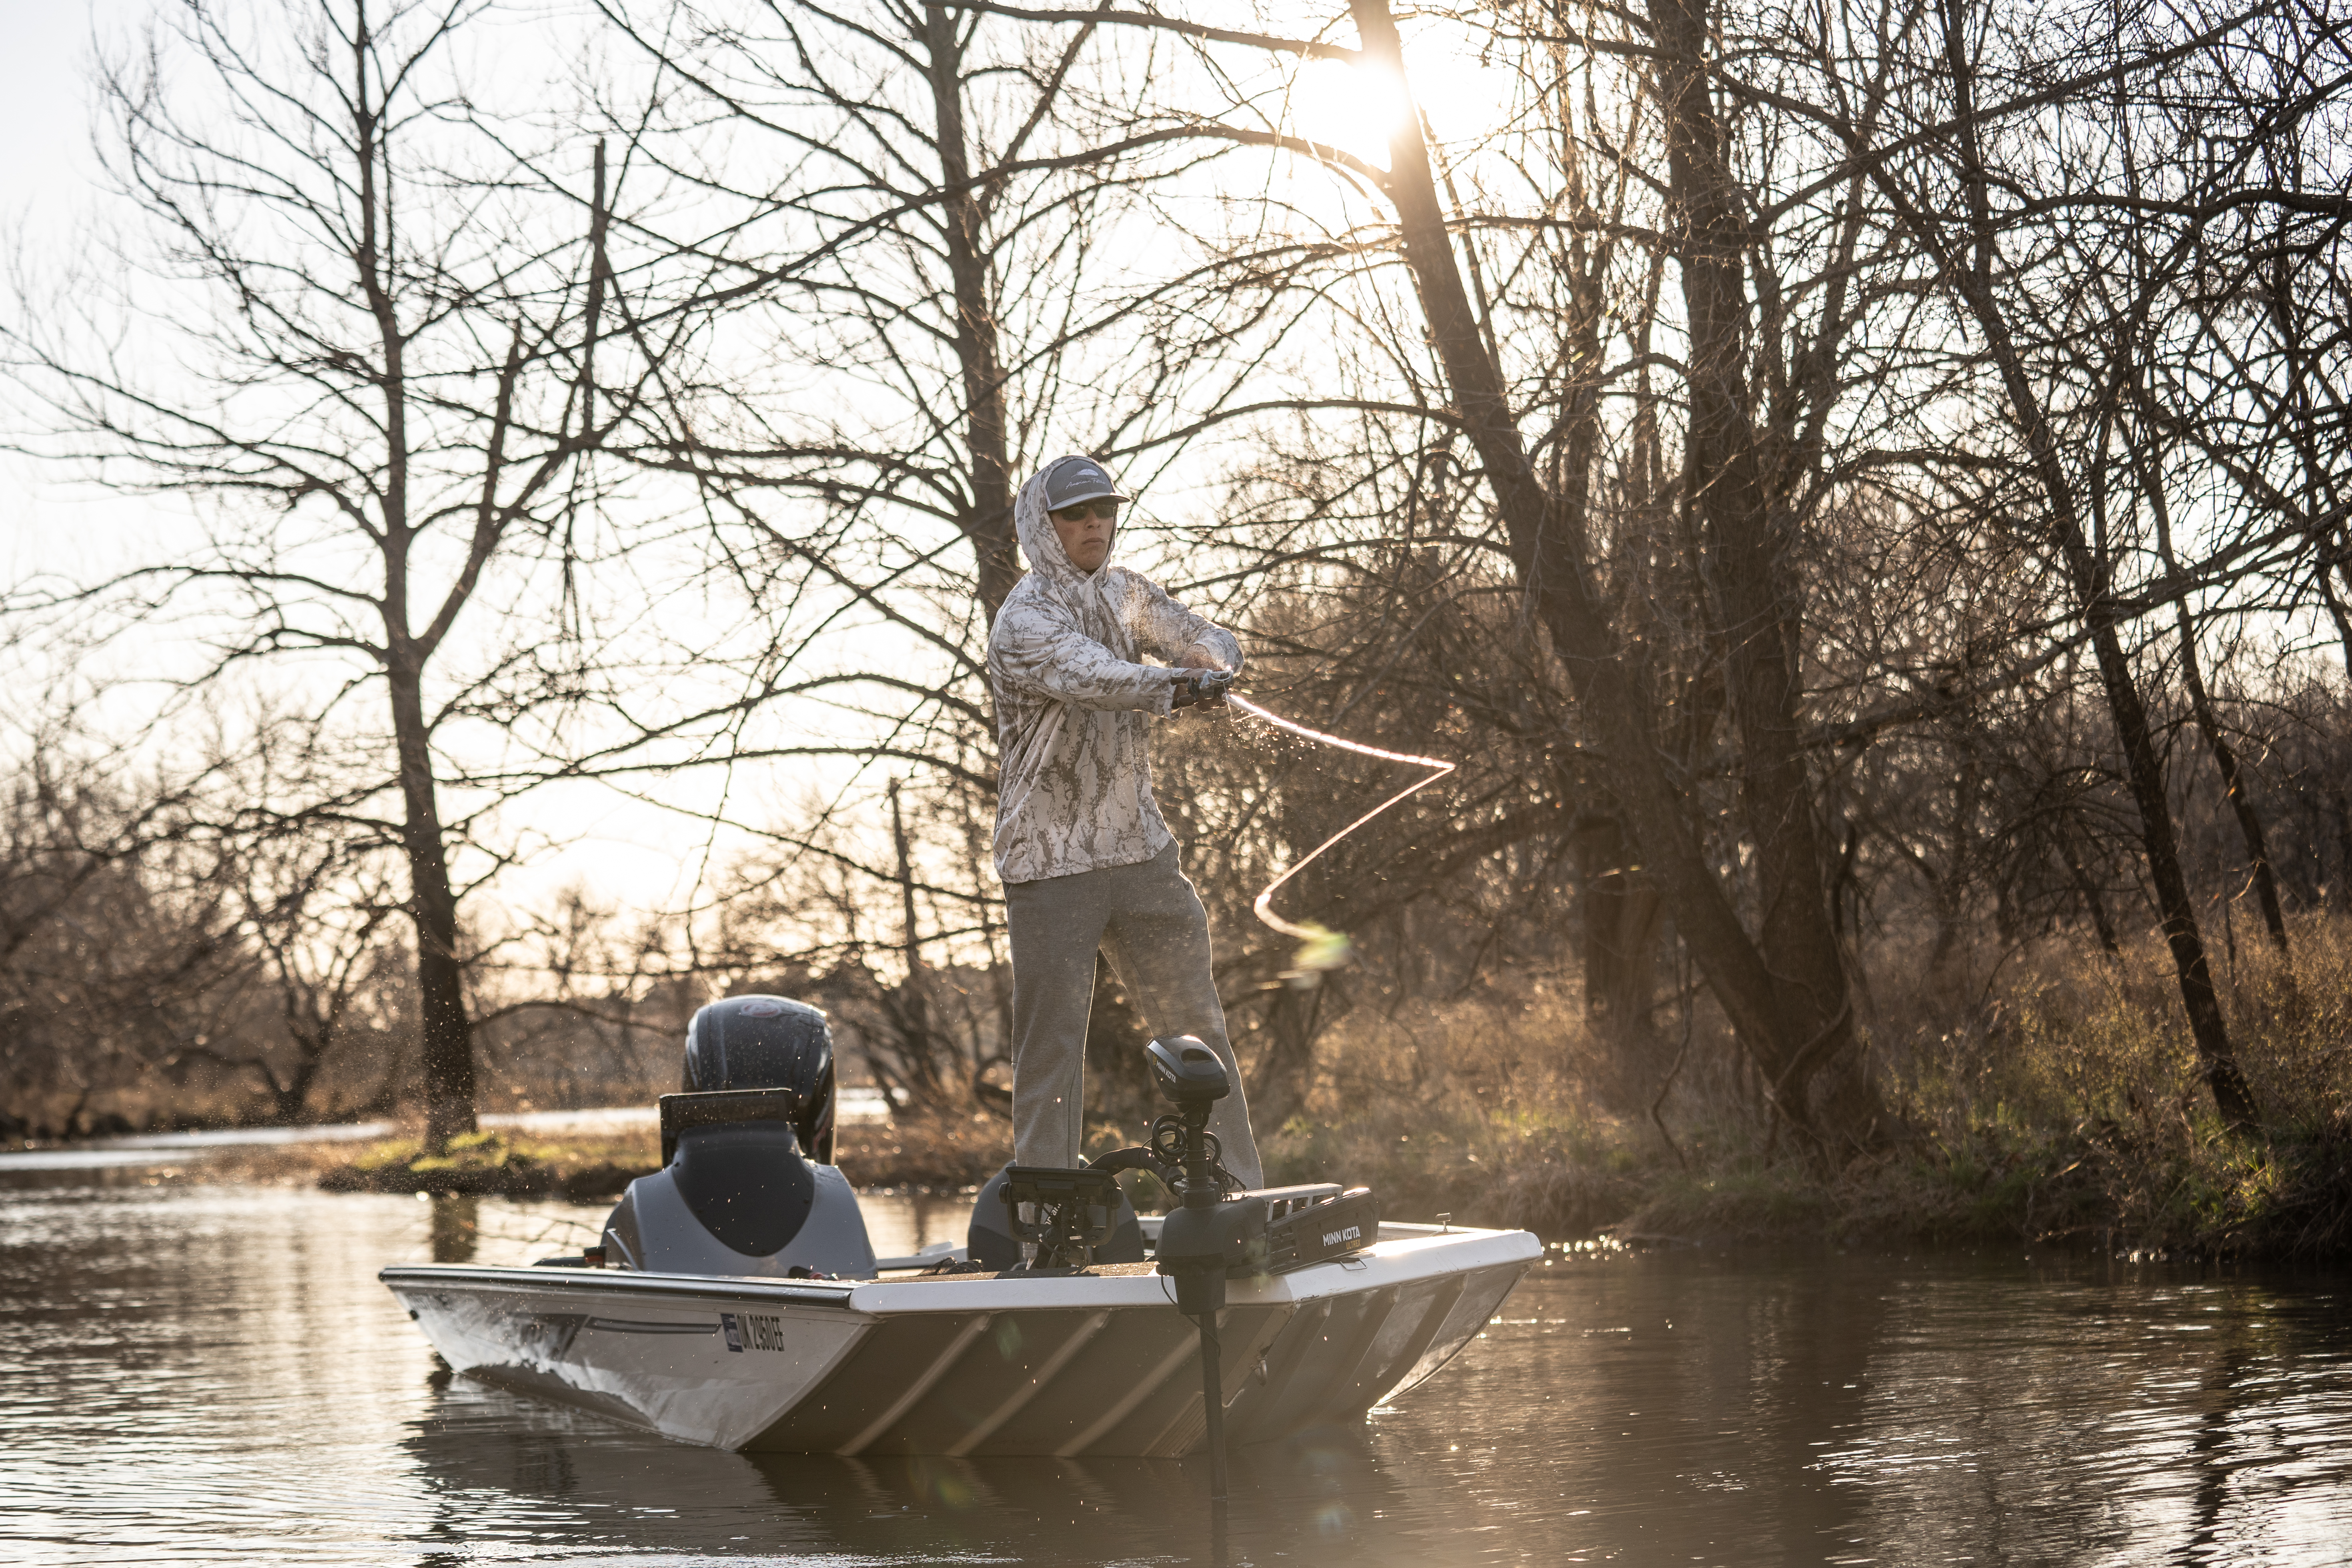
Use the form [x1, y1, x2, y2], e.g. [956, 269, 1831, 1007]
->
[971, 1035, 1382, 1498]
[1132, 1035, 1263, 1503]
[1140, 1038, 1266, 1287]
[1089, 1038, 1384, 1495]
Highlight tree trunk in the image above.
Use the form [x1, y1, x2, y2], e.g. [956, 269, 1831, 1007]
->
[923, 4, 1020, 624]
[2144, 467, 2290, 955]
[268, 1032, 332, 1125]
[1917, 0, 2257, 1130]
[1576, 813, 1665, 1107]
[1578, 816, 1663, 1029]
[2334, 791, 2352, 907]
[1348, 0, 1881, 1155]
[389, 658, 477, 1153]
[353, 2, 477, 1153]
[1244, 978, 1327, 1133]
[2171, 609, 2289, 954]
[2060, 811, 2123, 955]
[886, 777, 943, 1102]
[1649, 0, 1874, 1138]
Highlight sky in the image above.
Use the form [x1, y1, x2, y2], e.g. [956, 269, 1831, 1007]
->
[1, 0, 137, 580]
[0, 2, 111, 222]
[0, 0, 780, 935]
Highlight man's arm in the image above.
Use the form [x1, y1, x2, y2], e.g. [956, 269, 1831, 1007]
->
[1130, 575, 1243, 673]
[991, 598, 1182, 714]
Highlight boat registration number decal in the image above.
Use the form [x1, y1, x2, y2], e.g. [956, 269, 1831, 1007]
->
[721, 1312, 789, 1352]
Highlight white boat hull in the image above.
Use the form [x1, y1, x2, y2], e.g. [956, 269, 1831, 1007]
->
[383, 1223, 1537, 1455]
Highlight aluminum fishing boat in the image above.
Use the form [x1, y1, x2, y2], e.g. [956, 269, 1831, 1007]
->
[383, 997, 1537, 1457]
[385, 1216, 1531, 1456]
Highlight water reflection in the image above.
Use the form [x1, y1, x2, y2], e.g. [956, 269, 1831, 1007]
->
[2, 1186, 2349, 1564]
[403, 1382, 1406, 1565]
[429, 1193, 479, 1263]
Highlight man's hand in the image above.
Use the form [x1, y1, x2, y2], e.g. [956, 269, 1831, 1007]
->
[1171, 667, 1236, 711]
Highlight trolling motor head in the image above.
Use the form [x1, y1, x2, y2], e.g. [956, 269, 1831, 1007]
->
[1148, 1035, 1227, 1203]
[1147, 1035, 1229, 1116]
[1144, 1035, 1240, 1218]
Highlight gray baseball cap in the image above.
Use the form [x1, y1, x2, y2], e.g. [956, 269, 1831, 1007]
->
[1040, 455, 1132, 511]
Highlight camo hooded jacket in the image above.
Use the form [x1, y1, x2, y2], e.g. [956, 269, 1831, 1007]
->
[987, 467, 1242, 883]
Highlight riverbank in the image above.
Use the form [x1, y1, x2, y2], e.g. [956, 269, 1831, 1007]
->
[66, 1111, 1016, 1198]
[17, 1086, 2343, 1258]
[18, 916, 2346, 1258]
[15, 1100, 2340, 1256]
[1255, 1105, 2352, 1258]
[1257, 917, 2352, 1259]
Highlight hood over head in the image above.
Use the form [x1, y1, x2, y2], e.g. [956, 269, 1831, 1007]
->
[1015, 457, 1128, 642]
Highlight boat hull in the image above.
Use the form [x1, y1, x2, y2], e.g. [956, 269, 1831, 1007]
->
[383, 1224, 1536, 1456]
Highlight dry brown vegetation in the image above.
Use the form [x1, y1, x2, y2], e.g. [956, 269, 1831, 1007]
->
[1243, 912, 2352, 1254]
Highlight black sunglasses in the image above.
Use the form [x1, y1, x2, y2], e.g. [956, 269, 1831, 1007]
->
[1050, 499, 1120, 522]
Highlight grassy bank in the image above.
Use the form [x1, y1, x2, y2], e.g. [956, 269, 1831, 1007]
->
[1255, 1101, 2352, 1256]
[248, 1112, 1014, 1198]
[129, 1095, 2344, 1259]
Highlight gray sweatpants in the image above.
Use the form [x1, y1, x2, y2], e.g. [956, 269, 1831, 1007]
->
[1002, 841, 1263, 1188]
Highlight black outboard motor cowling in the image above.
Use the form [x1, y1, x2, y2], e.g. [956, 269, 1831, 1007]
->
[683, 995, 836, 1164]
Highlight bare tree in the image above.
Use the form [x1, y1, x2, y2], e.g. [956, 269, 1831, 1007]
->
[952, 0, 2352, 1147]
[961, 0, 1919, 1153]
[220, 821, 405, 1123]
[0, 716, 248, 1135]
[4, 0, 687, 1147]
[1803, 0, 2352, 1129]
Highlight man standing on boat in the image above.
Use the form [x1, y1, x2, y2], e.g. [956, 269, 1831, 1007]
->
[987, 455, 1264, 1188]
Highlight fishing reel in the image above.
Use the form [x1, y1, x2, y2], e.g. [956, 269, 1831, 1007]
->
[1170, 667, 1236, 711]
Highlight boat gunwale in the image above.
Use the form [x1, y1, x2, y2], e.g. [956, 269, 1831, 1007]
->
[379, 1264, 858, 1309]
[380, 1226, 1538, 1316]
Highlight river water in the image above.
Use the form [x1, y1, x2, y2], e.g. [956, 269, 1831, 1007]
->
[2, 1183, 2348, 1566]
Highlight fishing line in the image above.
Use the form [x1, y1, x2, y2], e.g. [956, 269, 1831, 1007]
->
[1223, 693, 1456, 961]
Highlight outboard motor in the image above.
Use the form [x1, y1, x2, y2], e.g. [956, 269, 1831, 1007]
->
[601, 996, 875, 1279]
